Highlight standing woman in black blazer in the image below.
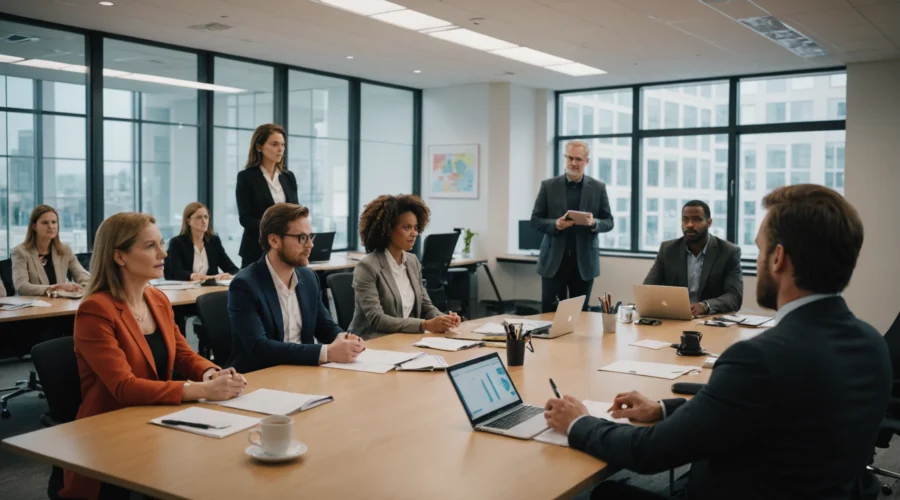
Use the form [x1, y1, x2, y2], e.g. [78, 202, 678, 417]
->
[166, 202, 239, 281]
[235, 124, 298, 268]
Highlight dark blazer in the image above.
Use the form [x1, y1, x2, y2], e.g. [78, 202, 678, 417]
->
[235, 167, 299, 263]
[643, 235, 743, 313]
[164, 233, 239, 281]
[348, 251, 442, 336]
[569, 296, 891, 500]
[530, 174, 614, 281]
[228, 255, 342, 373]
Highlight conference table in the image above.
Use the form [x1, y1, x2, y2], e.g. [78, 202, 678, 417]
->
[1, 312, 768, 499]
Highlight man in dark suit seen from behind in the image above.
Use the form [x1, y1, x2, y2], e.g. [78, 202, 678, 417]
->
[544, 184, 890, 500]
[530, 140, 614, 313]
[643, 200, 743, 317]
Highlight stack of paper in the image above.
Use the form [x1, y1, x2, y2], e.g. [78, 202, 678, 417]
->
[322, 349, 424, 373]
[599, 360, 699, 380]
[150, 407, 260, 438]
[534, 400, 631, 447]
[152, 280, 201, 291]
[629, 339, 674, 350]
[0, 298, 51, 310]
[397, 355, 449, 371]
[413, 337, 484, 352]
[215, 389, 332, 415]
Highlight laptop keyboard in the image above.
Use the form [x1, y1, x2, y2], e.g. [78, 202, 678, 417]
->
[485, 405, 544, 430]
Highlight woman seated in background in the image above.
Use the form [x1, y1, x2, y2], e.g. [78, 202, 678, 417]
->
[165, 202, 239, 282]
[12, 204, 90, 297]
[349, 194, 461, 337]
[60, 212, 246, 500]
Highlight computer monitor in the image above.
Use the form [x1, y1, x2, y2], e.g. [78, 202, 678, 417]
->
[518, 220, 543, 252]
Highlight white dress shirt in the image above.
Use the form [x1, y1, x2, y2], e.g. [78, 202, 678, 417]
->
[192, 245, 209, 277]
[385, 250, 415, 319]
[264, 256, 329, 364]
[262, 168, 286, 204]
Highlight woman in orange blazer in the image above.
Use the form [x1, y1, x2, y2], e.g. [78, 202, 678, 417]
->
[61, 212, 247, 500]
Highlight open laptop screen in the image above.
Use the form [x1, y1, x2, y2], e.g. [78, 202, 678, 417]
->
[448, 353, 522, 425]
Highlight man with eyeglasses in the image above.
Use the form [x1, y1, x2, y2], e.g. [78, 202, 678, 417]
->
[228, 203, 364, 372]
[531, 140, 614, 313]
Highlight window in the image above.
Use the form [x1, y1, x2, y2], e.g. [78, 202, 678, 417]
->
[213, 58, 275, 258]
[616, 159, 630, 186]
[766, 103, 786, 123]
[714, 200, 727, 219]
[616, 112, 631, 145]
[766, 145, 787, 169]
[700, 160, 710, 190]
[715, 149, 728, 163]
[564, 103, 579, 135]
[744, 201, 756, 216]
[790, 101, 813, 121]
[742, 145, 757, 190]
[741, 72, 845, 125]
[715, 104, 728, 127]
[582, 106, 594, 135]
[588, 137, 633, 250]
[767, 78, 787, 92]
[683, 158, 697, 188]
[829, 98, 847, 120]
[645, 97, 661, 129]
[598, 109, 614, 137]
[616, 198, 629, 212]
[701, 109, 711, 127]
[0, 21, 87, 257]
[663, 159, 677, 187]
[825, 141, 845, 194]
[646, 159, 659, 187]
[684, 106, 697, 128]
[642, 81, 727, 130]
[662, 198, 678, 241]
[831, 74, 847, 87]
[791, 144, 811, 169]
[740, 105, 755, 124]
[597, 158, 612, 184]
[664, 102, 679, 129]
[790, 77, 815, 90]
[562, 89, 632, 138]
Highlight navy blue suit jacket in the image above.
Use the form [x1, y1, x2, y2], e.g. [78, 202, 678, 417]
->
[228, 256, 343, 372]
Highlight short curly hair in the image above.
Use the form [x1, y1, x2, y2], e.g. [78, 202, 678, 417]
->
[358, 194, 430, 252]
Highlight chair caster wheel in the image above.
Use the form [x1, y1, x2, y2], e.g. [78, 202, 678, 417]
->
[1, 410, 10, 419]
[882, 484, 893, 496]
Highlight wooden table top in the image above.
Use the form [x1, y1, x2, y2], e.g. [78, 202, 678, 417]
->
[1, 312, 767, 500]
[309, 251, 489, 272]
[0, 286, 228, 324]
[497, 253, 539, 263]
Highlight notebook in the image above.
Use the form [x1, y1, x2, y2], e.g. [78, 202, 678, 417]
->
[629, 339, 674, 350]
[150, 407, 260, 439]
[599, 360, 700, 380]
[534, 400, 631, 447]
[717, 314, 775, 327]
[322, 349, 424, 373]
[216, 389, 332, 415]
[413, 337, 484, 352]
[397, 355, 449, 371]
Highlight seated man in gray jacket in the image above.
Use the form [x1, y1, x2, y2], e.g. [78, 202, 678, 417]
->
[643, 200, 742, 316]
[349, 194, 460, 337]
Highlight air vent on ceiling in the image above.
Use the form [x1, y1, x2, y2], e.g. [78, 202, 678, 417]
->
[188, 23, 233, 32]
[2, 34, 40, 44]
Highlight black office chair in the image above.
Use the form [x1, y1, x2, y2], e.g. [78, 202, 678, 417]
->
[31, 337, 81, 500]
[194, 291, 233, 365]
[870, 311, 900, 496]
[327, 272, 355, 331]
[0, 258, 13, 297]
[420, 232, 461, 313]
[75, 252, 92, 272]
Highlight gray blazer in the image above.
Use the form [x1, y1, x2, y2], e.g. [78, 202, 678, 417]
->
[11, 243, 90, 296]
[348, 251, 442, 337]
[530, 174, 614, 281]
[643, 235, 743, 314]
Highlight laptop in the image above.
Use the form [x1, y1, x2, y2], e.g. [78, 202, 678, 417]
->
[307, 232, 336, 263]
[633, 284, 693, 320]
[528, 295, 585, 339]
[447, 353, 549, 439]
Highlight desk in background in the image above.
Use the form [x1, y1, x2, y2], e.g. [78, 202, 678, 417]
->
[2, 313, 765, 499]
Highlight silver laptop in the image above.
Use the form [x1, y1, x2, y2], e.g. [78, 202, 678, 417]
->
[633, 284, 693, 320]
[529, 295, 585, 338]
[447, 353, 548, 439]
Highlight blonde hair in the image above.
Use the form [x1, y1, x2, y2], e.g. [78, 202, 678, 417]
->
[86, 212, 157, 301]
[566, 140, 590, 158]
[244, 123, 286, 172]
[179, 202, 215, 239]
[24, 205, 63, 254]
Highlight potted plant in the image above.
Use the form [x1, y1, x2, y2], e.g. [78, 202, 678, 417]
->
[462, 228, 477, 256]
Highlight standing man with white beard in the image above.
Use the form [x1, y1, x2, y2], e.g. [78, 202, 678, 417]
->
[531, 140, 614, 312]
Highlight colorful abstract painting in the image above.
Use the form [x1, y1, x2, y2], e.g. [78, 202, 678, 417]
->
[429, 144, 479, 199]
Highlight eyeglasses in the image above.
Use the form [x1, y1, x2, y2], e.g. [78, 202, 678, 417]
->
[282, 232, 316, 245]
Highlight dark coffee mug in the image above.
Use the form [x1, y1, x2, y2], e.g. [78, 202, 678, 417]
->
[506, 337, 533, 366]
[679, 331, 703, 354]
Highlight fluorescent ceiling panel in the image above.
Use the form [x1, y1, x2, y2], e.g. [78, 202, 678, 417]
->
[118, 72, 244, 93]
[318, 0, 404, 16]
[371, 9, 452, 31]
[428, 28, 517, 51]
[545, 63, 607, 76]
[0, 54, 24, 63]
[15, 59, 87, 72]
[103, 68, 131, 77]
[489, 47, 571, 67]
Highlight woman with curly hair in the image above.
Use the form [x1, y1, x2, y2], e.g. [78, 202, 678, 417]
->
[349, 194, 460, 336]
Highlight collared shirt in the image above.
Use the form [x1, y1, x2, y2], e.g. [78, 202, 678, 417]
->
[384, 250, 415, 319]
[686, 236, 711, 305]
[262, 168, 286, 204]
[775, 293, 838, 323]
[192, 244, 209, 277]
[264, 255, 329, 364]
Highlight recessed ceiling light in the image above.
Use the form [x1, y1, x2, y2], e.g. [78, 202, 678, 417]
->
[98, 1, 114, 6]
[489, 47, 571, 67]
[317, 0, 404, 16]
[371, 9, 452, 31]
[545, 62, 607, 76]
[413, 70, 422, 73]
[428, 28, 517, 51]
[346, 55, 354, 59]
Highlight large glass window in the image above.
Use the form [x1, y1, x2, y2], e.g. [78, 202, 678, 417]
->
[740, 72, 846, 125]
[289, 71, 350, 249]
[212, 58, 274, 258]
[103, 39, 199, 241]
[0, 21, 86, 257]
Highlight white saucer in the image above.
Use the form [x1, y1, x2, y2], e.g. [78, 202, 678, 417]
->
[245, 441, 307, 463]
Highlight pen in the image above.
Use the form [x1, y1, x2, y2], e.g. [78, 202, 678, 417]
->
[549, 378, 561, 398]
[161, 420, 229, 430]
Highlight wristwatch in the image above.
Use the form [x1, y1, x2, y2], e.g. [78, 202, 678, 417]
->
[702, 302, 711, 314]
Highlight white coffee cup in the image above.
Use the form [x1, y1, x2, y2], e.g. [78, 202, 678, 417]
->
[248, 415, 293, 456]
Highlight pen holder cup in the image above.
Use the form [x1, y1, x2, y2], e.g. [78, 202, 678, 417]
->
[506, 337, 532, 366]
[601, 313, 617, 334]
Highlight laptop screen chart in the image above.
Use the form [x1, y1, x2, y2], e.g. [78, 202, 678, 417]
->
[451, 357, 519, 420]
